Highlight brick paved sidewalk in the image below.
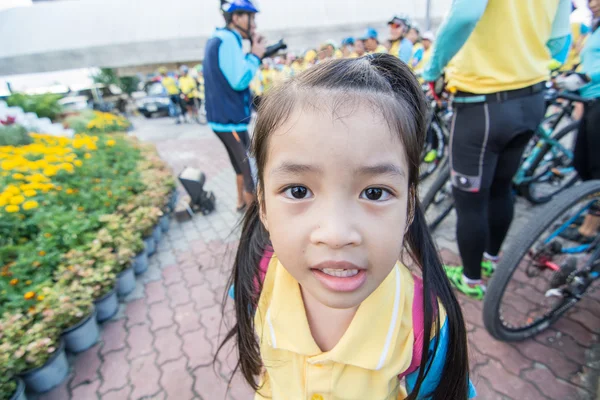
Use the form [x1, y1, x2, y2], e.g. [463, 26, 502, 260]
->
[36, 118, 599, 400]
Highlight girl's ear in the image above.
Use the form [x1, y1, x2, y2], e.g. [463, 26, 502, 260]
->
[257, 183, 269, 231]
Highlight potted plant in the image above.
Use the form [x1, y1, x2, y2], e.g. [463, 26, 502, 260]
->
[0, 348, 27, 400]
[37, 283, 99, 353]
[56, 251, 117, 323]
[128, 207, 161, 256]
[117, 229, 147, 275]
[0, 313, 68, 394]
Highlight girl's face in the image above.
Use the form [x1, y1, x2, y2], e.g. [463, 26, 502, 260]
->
[260, 102, 410, 310]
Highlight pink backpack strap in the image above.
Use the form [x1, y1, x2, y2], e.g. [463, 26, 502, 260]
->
[258, 246, 274, 284]
[398, 276, 424, 379]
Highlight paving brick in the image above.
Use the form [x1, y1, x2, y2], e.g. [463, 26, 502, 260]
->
[568, 308, 600, 335]
[478, 358, 544, 399]
[193, 365, 229, 399]
[468, 328, 533, 375]
[534, 328, 587, 365]
[514, 339, 581, 381]
[200, 303, 228, 342]
[466, 375, 505, 400]
[127, 323, 155, 360]
[554, 318, 598, 347]
[182, 265, 205, 287]
[100, 319, 127, 355]
[190, 281, 218, 310]
[226, 370, 255, 400]
[70, 343, 101, 388]
[99, 348, 130, 394]
[139, 261, 163, 283]
[123, 281, 145, 302]
[102, 385, 132, 400]
[155, 325, 183, 365]
[160, 357, 194, 400]
[125, 298, 148, 327]
[174, 301, 202, 335]
[158, 250, 177, 267]
[71, 380, 100, 400]
[167, 281, 191, 307]
[182, 329, 214, 368]
[522, 364, 580, 400]
[162, 264, 183, 285]
[176, 250, 197, 264]
[130, 353, 161, 400]
[145, 281, 167, 305]
[148, 300, 174, 331]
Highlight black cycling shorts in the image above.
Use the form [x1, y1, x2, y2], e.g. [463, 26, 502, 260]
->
[574, 100, 600, 181]
[449, 90, 545, 192]
[213, 130, 255, 193]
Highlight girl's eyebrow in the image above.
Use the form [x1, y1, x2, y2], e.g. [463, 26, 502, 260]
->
[270, 162, 405, 179]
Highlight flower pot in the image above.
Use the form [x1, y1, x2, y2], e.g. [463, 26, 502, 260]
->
[160, 214, 170, 232]
[9, 378, 27, 400]
[133, 250, 148, 275]
[116, 267, 136, 297]
[61, 307, 99, 353]
[152, 224, 162, 244]
[94, 288, 118, 323]
[19, 341, 69, 394]
[144, 235, 156, 257]
[169, 190, 178, 210]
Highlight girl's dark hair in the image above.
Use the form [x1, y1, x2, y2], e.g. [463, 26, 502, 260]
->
[217, 54, 469, 399]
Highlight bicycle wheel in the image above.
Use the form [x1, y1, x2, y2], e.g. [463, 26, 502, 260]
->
[421, 163, 454, 232]
[483, 180, 600, 341]
[518, 121, 580, 204]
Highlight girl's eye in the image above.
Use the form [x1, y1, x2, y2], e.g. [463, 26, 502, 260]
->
[283, 186, 313, 199]
[361, 187, 392, 201]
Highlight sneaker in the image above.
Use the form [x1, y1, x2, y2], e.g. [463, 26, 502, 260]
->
[424, 149, 438, 163]
[558, 226, 596, 244]
[443, 260, 495, 279]
[447, 273, 486, 300]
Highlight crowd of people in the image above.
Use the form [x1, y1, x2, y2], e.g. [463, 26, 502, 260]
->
[157, 64, 205, 124]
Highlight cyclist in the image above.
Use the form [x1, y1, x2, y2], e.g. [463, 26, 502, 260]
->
[407, 25, 424, 70]
[360, 28, 388, 54]
[422, 0, 571, 299]
[387, 16, 413, 63]
[203, 0, 265, 212]
[341, 37, 356, 58]
[556, 0, 600, 243]
[159, 67, 185, 124]
[354, 39, 366, 57]
[414, 31, 435, 75]
[178, 65, 200, 122]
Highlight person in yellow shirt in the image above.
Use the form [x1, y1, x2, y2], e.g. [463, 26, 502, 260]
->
[354, 39, 366, 57]
[416, 31, 435, 74]
[341, 37, 355, 58]
[178, 65, 200, 122]
[360, 28, 388, 54]
[219, 54, 475, 400]
[387, 16, 413, 63]
[406, 26, 425, 70]
[423, 0, 571, 298]
[159, 67, 185, 124]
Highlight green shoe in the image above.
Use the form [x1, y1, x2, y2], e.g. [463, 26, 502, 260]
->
[447, 273, 486, 300]
[443, 260, 496, 279]
[424, 149, 438, 163]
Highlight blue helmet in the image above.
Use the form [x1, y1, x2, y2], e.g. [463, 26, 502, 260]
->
[223, 0, 259, 14]
[341, 37, 355, 46]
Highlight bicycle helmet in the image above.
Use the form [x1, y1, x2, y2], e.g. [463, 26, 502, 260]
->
[180, 65, 189, 74]
[221, 0, 259, 14]
[158, 66, 168, 75]
[341, 37, 355, 46]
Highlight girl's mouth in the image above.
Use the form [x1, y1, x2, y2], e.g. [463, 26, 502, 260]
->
[311, 268, 367, 292]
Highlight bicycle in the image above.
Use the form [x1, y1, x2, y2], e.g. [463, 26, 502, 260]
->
[483, 180, 600, 341]
[514, 91, 587, 204]
[419, 83, 452, 182]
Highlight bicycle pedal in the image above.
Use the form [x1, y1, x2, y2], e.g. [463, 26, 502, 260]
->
[551, 167, 565, 178]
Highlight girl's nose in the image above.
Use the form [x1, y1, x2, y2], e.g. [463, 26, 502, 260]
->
[309, 199, 362, 249]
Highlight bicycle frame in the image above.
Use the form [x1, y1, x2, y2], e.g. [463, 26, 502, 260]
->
[543, 199, 595, 254]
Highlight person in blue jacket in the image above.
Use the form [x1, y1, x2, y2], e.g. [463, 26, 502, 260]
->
[204, 0, 266, 212]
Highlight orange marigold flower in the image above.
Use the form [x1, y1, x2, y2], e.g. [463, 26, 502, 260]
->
[24, 291, 35, 300]
[32, 261, 40, 267]
[39, 251, 46, 256]
[9, 278, 18, 286]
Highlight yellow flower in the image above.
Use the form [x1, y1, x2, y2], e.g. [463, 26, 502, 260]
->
[9, 278, 18, 286]
[74, 160, 83, 167]
[84, 153, 92, 159]
[106, 139, 116, 147]
[43, 166, 58, 177]
[37, 295, 45, 301]
[23, 190, 37, 197]
[44, 232, 52, 238]
[38, 251, 46, 256]
[25, 280, 32, 285]
[24, 291, 35, 300]
[23, 200, 39, 210]
[66, 188, 74, 194]
[10, 195, 24, 205]
[32, 261, 40, 267]
[5, 185, 20, 195]
[77, 206, 84, 212]
[5, 205, 19, 213]
[12, 173, 25, 180]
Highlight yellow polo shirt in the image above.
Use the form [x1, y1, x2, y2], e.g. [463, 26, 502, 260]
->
[254, 256, 447, 400]
[178, 75, 198, 98]
[447, 0, 560, 93]
[161, 76, 179, 95]
[390, 39, 401, 58]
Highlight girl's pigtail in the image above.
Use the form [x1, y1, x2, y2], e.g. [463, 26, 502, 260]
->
[216, 199, 270, 391]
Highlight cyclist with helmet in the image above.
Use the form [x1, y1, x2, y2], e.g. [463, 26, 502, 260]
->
[406, 25, 424, 70]
[422, 0, 571, 300]
[178, 65, 200, 123]
[387, 16, 413, 64]
[159, 67, 185, 124]
[360, 28, 387, 54]
[204, 0, 266, 212]
[341, 37, 356, 58]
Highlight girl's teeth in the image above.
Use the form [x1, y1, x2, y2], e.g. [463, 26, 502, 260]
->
[320, 268, 359, 278]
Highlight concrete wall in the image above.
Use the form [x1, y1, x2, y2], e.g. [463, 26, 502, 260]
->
[0, 0, 451, 76]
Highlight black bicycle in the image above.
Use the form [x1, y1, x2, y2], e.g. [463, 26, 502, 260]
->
[483, 180, 600, 341]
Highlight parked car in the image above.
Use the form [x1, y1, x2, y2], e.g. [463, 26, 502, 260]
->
[58, 95, 90, 112]
[136, 82, 170, 118]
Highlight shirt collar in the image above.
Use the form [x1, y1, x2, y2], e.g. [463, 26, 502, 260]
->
[263, 259, 415, 371]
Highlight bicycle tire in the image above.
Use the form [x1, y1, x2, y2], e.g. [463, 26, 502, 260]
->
[519, 121, 580, 204]
[483, 180, 600, 341]
[421, 162, 453, 232]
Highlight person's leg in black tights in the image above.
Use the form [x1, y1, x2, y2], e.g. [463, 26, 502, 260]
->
[486, 132, 533, 256]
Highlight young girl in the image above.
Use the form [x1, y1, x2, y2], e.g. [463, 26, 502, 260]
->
[220, 54, 475, 399]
